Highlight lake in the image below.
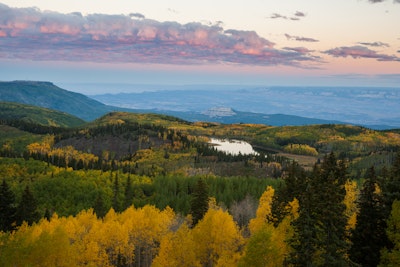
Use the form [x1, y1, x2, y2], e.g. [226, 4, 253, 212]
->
[209, 138, 258, 155]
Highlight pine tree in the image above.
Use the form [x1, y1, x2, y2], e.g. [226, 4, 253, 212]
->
[190, 178, 209, 226]
[271, 161, 306, 226]
[123, 175, 134, 210]
[16, 185, 40, 225]
[380, 200, 400, 266]
[315, 153, 348, 266]
[289, 153, 349, 266]
[384, 153, 400, 214]
[289, 177, 318, 266]
[350, 166, 388, 267]
[112, 173, 122, 212]
[0, 179, 17, 231]
[94, 194, 108, 219]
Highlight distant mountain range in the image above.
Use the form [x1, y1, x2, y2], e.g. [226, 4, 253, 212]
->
[0, 81, 398, 130]
[91, 86, 400, 130]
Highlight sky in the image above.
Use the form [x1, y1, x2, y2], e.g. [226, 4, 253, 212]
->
[0, 0, 400, 93]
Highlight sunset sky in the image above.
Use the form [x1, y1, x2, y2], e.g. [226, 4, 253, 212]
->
[0, 0, 399, 93]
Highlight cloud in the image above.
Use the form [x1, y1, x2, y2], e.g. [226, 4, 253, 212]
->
[0, 3, 319, 67]
[283, 47, 314, 53]
[129, 13, 145, 19]
[294, 11, 306, 17]
[270, 13, 288, 19]
[324, 46, 400, 61]
[285, 34, 319, 42]
[269, 11, 306, 21]
[358, 41, 389, 47]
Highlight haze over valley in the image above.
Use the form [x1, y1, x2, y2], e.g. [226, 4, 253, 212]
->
[91, 85, 400, 129]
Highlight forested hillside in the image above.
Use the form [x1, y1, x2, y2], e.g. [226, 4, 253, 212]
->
[0, 102, 85, 128]
[1, 109, 400, 266]
[0, 81, 115, 121]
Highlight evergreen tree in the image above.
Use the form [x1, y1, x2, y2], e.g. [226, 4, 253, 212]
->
[0, 179, 17, 231]
[315, 153, 348, 266]
[379, 200, 400, 266]
[350, 167, 388, 267]
[384, 153, 400, 214]
[190, 178, 209, 226]
[289, 174, 318, 266]
[271, 161, 306, 226]
[123, 175, 134, 210]
[16, 185, 40, 225]
[94, 194, 108, 219]
[112, 172, 122, 212]
[289, 153, 349, 266]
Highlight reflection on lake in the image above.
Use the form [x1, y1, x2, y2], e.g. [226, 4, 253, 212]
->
[209, 138, 258, 155]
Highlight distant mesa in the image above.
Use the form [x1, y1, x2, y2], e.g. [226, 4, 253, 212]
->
[202, 107, 236, 118]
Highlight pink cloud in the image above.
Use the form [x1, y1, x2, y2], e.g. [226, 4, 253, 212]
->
[324, 46, 400, 61]
[0, 3, 318, 67]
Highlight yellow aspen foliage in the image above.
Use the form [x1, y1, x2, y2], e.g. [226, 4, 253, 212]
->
[191, 207, 244, 267]
[153, 223, 201, 267]
[65, 209, 110, 266]
[120, 205, 176, 265]
[249, 186, 275, 235]
[95, 208, 134, 265]
[0, 218, 74, 267]
[240, 198, 299, 267]
[344, 180, 359, 232]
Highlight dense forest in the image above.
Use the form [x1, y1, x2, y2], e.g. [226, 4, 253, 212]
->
[1, 106, 400, 266]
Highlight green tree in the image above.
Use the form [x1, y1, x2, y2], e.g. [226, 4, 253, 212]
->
[379, 200, 400, 266]
[93, 194, 108, 219]
[0, 179, 17, 231]
[16, 185, 40, 225]
[384, 153, 400, 215]
[350, 167, 388, 266]
[190, 178, 209, 226]
[112, 172, 122, 212]
[289, 179, 318, 266]
[123, 175, 133, 210]
[289, 153, 349, 266]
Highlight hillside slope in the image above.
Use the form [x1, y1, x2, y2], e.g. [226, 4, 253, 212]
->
[0, 81, 114, 121]
[0, 102, 85, 127]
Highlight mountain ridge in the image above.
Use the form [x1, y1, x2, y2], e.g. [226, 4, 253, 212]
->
[0, 81, 115, 121]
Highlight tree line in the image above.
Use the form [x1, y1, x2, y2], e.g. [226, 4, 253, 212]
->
[1, 153, 399, 266]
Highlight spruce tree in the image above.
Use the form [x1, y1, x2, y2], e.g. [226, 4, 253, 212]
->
[315, 153, 348, 266]
[384, 153, 400, 213]
[16, 185, 40, 225]
[350, 167, 388, 267]
[94, 194, 108, 219]
[289, 180, 318, 266]
[0, 179, 17, 231]
[271, 161, 306, 226]
[123, 175, 134, 210]
[112, 172, 122, 212]
[190, 178, 209, 226]
[379, 200, 400, 266]
[289, 153, 349, 266]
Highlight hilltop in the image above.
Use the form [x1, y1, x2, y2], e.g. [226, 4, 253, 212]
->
[0, 81, 115, 121]
[0, 102, 85, 128]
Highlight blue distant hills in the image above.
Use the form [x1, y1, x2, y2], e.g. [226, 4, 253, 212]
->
[1, 81, 399, 130]
[91, 85, 400, 130]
